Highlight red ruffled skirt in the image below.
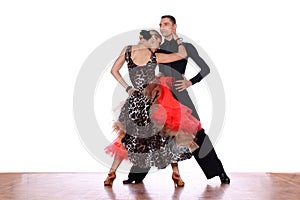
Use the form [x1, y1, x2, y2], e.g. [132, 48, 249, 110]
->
[105, 76, 202, 160]
[151, 77, 202, 135]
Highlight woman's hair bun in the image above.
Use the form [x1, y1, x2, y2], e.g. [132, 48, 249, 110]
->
[140, 30, 152, 40]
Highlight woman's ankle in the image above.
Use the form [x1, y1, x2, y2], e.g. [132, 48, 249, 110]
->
[108, 168, 116, 174]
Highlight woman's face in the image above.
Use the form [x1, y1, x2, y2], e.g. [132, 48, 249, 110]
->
[149, 31, 162, 49]
[139, 31, 162, 49]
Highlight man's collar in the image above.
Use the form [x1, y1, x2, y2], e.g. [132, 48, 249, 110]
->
[164, 38, 175, 43]
[162, 38, 176, 46]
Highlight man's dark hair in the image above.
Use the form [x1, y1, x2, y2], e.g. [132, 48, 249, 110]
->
[161, 15, 176, 24]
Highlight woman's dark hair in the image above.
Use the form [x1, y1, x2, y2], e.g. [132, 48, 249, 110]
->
[161, 15, 176, 24]
[140, 30, 152, 40]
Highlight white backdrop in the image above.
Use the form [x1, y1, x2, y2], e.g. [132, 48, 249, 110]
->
[1, 0, 300, 173]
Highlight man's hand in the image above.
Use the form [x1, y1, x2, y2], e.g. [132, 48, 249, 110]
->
[128, 88, 139, 95]
[174, 74, 192, 92]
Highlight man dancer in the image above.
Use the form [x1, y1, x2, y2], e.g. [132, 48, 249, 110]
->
[123, 15, 230, 184]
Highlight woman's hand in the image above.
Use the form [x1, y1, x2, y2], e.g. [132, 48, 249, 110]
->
[172, 31, 179, 41]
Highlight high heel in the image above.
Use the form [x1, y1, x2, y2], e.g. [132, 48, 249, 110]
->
[104, 172, 116, 186]
[172, 172, 185, 187]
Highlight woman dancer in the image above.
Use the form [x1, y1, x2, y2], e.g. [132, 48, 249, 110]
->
[104, 30, 202, 187]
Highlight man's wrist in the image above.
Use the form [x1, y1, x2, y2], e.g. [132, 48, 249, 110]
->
[176, 37, 183, 46]
[190, 74, 204, 85]
[126, 86, 133, 92]
[189, 79, 195, 85]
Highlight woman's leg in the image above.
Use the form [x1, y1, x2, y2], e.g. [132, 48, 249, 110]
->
[104, 156, 123, 186]
[109, 156, 123, 173]
[171, 163, 185, 187]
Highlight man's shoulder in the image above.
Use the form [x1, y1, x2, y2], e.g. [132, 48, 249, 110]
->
[182, 42, 194, 48]
[182, 42, 198, 56]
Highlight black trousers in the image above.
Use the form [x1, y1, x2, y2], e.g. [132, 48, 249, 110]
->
[127, 88, 225, 181]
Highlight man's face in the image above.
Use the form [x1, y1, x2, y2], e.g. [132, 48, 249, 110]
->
[159, 18, 176, 38]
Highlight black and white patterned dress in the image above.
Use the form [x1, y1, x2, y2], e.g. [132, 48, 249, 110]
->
[105, 45, 199, 169]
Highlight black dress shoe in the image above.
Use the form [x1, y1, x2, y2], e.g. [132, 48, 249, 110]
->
[123, 178, 134, 184]
[219, 172, 230, 184]
[123, 178, 142, 184]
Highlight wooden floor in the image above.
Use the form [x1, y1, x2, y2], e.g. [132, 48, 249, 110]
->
[1, 172, 300, 200]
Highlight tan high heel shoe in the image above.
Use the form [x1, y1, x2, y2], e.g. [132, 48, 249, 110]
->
[172, 172, 185, 187]
[104, 172, 116, 186]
